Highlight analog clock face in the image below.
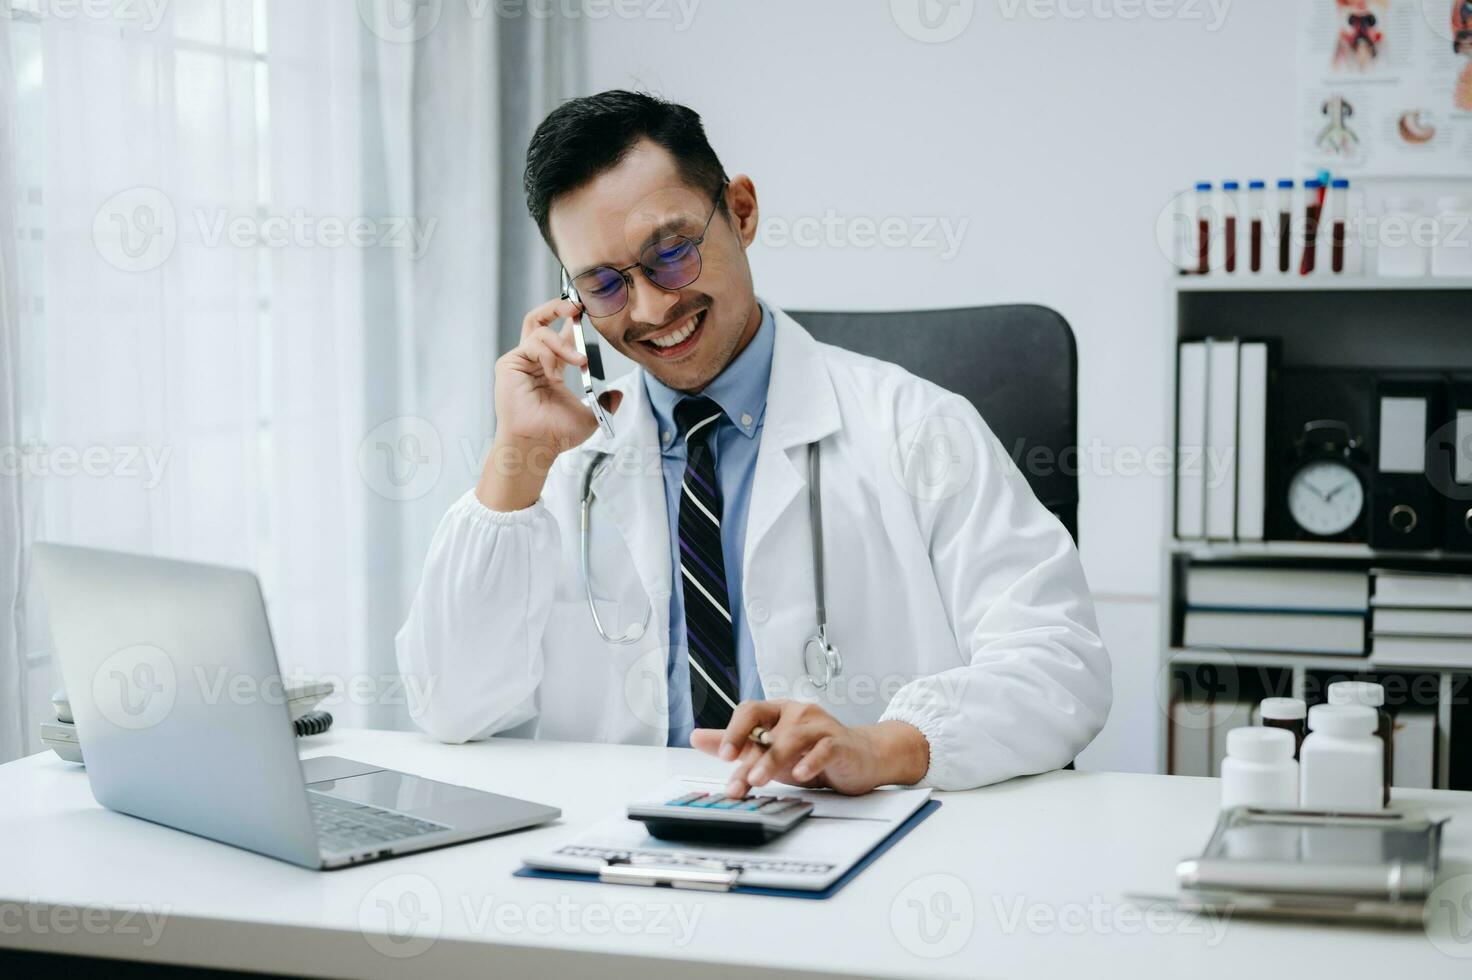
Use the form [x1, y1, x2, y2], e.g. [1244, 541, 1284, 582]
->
[1288, 460, 1365, 536]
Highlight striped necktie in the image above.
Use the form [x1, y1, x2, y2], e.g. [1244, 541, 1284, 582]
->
[674, 396, 739, 730]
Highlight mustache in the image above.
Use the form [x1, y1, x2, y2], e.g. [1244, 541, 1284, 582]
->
[625, 295, 711, 343]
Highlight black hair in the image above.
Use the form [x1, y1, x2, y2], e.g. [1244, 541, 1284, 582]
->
[523, 90, 728, 249]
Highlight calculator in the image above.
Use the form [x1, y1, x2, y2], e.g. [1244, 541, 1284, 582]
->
[627, 791, 815, 844]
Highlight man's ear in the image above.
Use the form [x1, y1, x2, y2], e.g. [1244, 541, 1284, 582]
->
[725, 175, 759, 249]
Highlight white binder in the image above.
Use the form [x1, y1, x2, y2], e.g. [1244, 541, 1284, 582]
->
[1205, 338, 1240, 541]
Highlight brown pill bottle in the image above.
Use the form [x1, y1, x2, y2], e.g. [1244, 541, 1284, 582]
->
[1258, 697, 1307, 759]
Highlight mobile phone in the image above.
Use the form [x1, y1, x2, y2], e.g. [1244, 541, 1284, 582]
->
[561, 271, 615, 439]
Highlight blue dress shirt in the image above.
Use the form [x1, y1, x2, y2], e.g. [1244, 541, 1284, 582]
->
[643, 302, 774, 747]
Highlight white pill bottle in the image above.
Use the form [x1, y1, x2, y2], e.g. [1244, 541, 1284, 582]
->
[1299, 704, 1383, 811]
[1220, 726, 1298, 810]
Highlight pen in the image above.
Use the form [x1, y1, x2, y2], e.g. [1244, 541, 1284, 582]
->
[747, 725, 773, 747]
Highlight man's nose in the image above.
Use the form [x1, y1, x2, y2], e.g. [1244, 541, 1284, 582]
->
[625, 271, 681, 331]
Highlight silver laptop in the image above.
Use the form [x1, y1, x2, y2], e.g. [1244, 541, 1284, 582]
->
[34, 542, 559, 870]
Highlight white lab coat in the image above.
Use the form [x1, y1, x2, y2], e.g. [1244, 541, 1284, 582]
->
[395, 303, 1111, 790]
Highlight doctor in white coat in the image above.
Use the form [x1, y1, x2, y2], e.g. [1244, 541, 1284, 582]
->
[396, 91, 1111, 795]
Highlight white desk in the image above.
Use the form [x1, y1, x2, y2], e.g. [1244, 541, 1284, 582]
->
[2, 729, 1470, 979]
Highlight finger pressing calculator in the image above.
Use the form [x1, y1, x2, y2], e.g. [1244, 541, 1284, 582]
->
[628, 791, 815, 844]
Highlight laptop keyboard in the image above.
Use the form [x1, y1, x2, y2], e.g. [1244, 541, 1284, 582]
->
[309, 792, 449, 854]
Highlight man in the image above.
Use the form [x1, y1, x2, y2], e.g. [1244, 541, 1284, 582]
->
[396, 90, 1111, 794]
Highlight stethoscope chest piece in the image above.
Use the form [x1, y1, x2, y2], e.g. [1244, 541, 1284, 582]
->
[802, 627, 842, 691]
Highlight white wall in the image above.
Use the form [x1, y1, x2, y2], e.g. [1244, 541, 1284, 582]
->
[582, 0, 1301, 772]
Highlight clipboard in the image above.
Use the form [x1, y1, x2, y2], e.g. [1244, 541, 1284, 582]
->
[515, 799, 941, 899]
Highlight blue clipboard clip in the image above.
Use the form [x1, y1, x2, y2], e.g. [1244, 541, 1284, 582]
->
[599, 854, 741, 892]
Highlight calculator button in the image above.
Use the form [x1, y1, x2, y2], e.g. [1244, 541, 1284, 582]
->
[665, 792, 704, 806]
[736, 801, 763, 810]
[710, 799, 743, 809]
[689, 795, 724, 807]
[757, 800, 800, 814]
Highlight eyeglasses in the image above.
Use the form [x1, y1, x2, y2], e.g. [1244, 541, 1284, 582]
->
[560, 183, 726, 319]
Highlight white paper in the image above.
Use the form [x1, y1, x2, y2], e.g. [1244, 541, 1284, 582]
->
[1455, 408, 1472, 484]
[1379, 396, 1428, 473]
[523, 776, 932, 891]
[1297, 0, 1472, 177]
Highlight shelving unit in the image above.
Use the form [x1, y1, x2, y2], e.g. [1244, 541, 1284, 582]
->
[1170, 539, 1472, 561]
[1161, 277, 1472, 791]
[1167, 647, 1375, 672]
[1176, 275, 1471, 292]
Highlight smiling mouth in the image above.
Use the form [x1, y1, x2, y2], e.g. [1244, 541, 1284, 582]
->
[637, 309, 706, 359]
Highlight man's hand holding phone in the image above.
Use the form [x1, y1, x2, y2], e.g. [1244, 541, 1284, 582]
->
[476, 298, 620, 512]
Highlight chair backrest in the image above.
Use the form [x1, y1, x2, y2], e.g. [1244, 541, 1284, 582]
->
[789, 305, 1079, 542]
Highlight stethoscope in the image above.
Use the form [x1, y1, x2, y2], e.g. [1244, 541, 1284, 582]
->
[579, 442, 843, 690]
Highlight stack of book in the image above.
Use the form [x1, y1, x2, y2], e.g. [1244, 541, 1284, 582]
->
[1370, 569, 1472, 668]
[1182, 564, 1369, 655]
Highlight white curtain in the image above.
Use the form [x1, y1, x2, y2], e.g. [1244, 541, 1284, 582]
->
[0, 1, 579, 761]
[1, 7, 25, 763]
[362, 4, 583, 717]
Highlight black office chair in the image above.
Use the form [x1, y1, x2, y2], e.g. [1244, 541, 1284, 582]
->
[789, 305, 1080, 542]
[794, 304, 1083, 773]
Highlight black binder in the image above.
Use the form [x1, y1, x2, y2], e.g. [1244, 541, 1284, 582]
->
[1433, 376, 1472, 552]
[1369, 376, 1442, 551]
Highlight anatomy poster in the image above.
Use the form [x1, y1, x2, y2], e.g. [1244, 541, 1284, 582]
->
[1298, 0, 1472, 176]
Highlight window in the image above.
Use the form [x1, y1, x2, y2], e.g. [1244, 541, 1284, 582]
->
[8, 0, 278, 755]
